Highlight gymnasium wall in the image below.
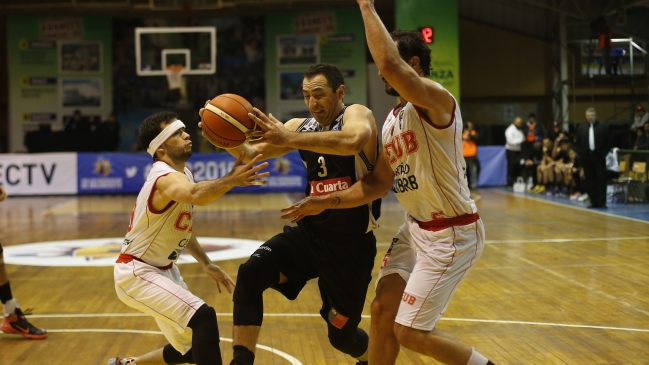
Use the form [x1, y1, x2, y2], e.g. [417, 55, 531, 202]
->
[458, 18, 553, 128]
[6, 16, 113, 152]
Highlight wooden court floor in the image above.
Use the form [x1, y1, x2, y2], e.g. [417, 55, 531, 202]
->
[1, 190, 648, 365]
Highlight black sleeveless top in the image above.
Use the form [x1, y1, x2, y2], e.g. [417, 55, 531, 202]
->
[296, 106, 381, 235]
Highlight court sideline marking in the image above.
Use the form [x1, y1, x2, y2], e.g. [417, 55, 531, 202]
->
[492, 189, 649, 225]
[25, 312, 649, 333]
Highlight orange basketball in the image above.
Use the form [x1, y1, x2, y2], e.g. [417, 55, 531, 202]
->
[202, 94, 255, 149]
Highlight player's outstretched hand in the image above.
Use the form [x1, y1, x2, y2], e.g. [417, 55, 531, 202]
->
[203, 263, 236, 294]
[280, 196, 327, 223]
[0, 186, 6, 202]
[247, 108, 291, 147]
[227, 152, 269, 186]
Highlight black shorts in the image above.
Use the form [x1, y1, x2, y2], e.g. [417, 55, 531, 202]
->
[253, 220, 376, 331]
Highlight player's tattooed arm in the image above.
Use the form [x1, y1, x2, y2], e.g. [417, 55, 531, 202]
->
[280, 149, 393, 223]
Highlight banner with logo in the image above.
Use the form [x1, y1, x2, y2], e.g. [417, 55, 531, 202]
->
[77, 151, 307, 194]
[396, 0, 460, 99]
[0, 153, 78, 195]
[77, 152, 152, 194]
[7, 16, 113, 152]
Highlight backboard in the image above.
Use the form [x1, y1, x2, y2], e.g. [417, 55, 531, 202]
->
[135, 26, 216, 76]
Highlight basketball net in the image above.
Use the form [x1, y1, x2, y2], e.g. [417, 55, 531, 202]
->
[165, 65, 185, 90]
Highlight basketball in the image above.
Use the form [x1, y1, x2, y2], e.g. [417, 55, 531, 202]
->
[201, 94, 255, 149]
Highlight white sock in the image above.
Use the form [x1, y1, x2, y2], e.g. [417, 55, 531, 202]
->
[466, 348, 489, 365]
[3, 298, 17, 317]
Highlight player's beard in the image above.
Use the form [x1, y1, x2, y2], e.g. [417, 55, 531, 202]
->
[383, 79, 400, 96]
[166, 144, 192, 162]
[385, 86, 400, 97]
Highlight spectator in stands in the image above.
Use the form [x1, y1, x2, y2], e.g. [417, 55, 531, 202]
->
[634, 127, 648, 150]
[549, 121, 564, 141]
[568, 147, 586, 200]
[631, 105, 648, 132]
[505, 116, 525, 188]
[64, 110, 88, 133]
[576, 107, 611, 209]
[596, 17, 613, 76]
[629, 105, 648, 147]
[462, 121, 480, 190]
[531, 137, 554, 194]
[521, 135, 543, 190]
[100, 113, 121, 151]
[523, 113, 547, 147]
[552, 138, 575, 197]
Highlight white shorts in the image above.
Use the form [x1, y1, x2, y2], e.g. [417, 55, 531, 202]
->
[114, 260, 205, 354]
[377, 215, 485, 331]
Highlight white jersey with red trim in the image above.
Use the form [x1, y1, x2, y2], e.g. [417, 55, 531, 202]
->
[122, 161, 195, 267]
[382, 99, 477, 222]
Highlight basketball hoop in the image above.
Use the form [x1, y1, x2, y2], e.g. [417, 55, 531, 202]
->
[165, 65, 185, 90]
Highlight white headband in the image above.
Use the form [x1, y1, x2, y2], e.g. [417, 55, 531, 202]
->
[147, 120, 186, 157]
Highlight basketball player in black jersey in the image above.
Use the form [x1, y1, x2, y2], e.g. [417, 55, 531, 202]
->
[198, 63, 380, 365]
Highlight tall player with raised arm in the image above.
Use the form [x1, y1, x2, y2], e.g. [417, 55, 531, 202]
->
[281, 2, 495, 365]
[109, 111, 269, 365]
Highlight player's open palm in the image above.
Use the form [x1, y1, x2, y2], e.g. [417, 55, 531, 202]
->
[247, 108, 290, 147]
[227, 152, 270, 186]
[204, 263, 236, 294]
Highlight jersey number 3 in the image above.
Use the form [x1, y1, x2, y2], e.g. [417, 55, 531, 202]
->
[317, 156, 327, 177]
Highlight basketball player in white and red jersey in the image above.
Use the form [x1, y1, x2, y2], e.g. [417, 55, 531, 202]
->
[109, 111, 269, 365]
[281, 2, 496, 365]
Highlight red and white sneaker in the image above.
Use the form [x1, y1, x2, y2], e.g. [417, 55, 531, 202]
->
[0, 308, 48, 339]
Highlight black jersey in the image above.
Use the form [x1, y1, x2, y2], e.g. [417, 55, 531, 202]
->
[296, 106, 381, 235]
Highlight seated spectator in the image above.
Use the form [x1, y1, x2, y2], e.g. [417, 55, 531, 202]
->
[634, 127, 648, 150]
[544, 138, 572, 197]
[568, 148, 587, 200]
[521, 136, 543, 190]
[532, 138, 555, 194]
[630, 106, 649, 146]
[462, 121, 480, 190]
[64, 110, 89, 133]
[549, 121, 563, 141]
[631, 105, 648, 132]
[100, 113, 121, 151]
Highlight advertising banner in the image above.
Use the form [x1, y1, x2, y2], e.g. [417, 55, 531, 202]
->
[77, 153, 153, 194]
[0, 153, 78, 195]
[7, 16, 113, 152]
[266, 8, 367, 121]
[396, 0, 460, 99]
[77, 151, 307, 195]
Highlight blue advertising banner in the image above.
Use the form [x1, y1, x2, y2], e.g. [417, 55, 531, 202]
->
[477, 146, 507, 187]
[77, 151, 307, 194]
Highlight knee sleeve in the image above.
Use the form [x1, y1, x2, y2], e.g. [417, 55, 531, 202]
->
[232, 256, 279, 326]
[328, 327, 369, 358]
[163, 345, 194, 365]
[187, 304, 222, 365]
